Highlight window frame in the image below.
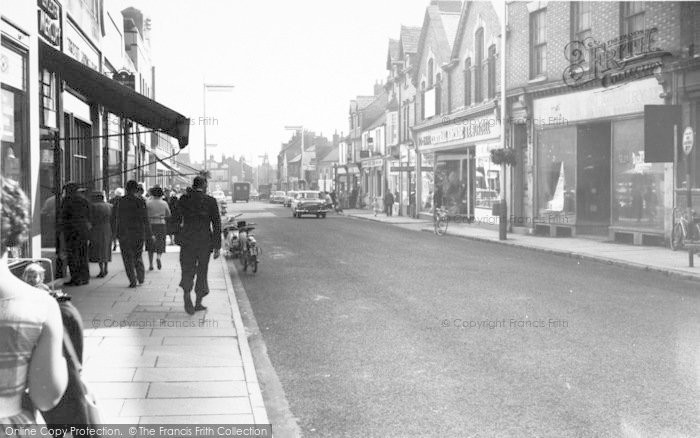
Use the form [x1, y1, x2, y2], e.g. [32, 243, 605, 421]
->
[464, 58, 472, 107]
[530, 9, 547, 79]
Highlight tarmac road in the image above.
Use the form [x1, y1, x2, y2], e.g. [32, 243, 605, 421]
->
[227, 201, 699, 438]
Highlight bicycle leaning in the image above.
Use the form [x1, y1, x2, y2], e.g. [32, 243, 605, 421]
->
[670, 207, 700, 250]
[434, 206, 449, 236]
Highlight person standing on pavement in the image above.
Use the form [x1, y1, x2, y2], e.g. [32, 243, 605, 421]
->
[173, 176, 221, 315]
[61, 183, 91, 286]
[384, 191, 395, 217]
[88, 191, 112, 278]
[146, 186, 171, 271]
[109, 188, 124, 251]
[113, 180, 153, 288]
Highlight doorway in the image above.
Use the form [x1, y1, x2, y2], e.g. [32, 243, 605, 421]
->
[576, 122, 611, 234]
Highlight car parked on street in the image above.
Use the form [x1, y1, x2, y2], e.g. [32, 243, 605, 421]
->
[292, 191, 329, 218]
[212, 189, 227, 204]
[270, 191, 286, 204]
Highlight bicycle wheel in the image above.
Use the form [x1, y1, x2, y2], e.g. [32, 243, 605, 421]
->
[252, 255, 258, 273]
[435, 217, 448, 236]
[671, 222, 684, 251]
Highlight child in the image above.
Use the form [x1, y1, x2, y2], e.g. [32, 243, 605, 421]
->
[373, 196, 382, 216]
[22, 263, 51, 292]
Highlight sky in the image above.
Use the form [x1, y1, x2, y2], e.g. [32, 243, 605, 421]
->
[116, 0, 436, 166]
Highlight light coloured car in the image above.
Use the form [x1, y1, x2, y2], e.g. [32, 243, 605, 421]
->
[292, 191, 329, 218]
[212, 190, 227, 204]
[270, 191, 286, 204]
[290, 191, 321, 211]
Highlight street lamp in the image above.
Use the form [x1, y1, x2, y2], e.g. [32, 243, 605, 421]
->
[203, 83, 235, 171]
[284, 125, 303, 189]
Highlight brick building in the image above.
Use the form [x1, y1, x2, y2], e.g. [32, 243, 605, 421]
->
[505, 1, 696, 246]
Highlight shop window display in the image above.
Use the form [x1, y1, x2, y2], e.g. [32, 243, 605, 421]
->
[612, 118, 664, 229]
[435, 159, 471, 216]
[537, 127, 577, 219]
[420, 153, 434, 214]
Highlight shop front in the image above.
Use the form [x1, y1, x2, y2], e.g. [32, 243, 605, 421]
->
[360, 157, 384, 208]
[531, 77, 668, 240]
[415, 112, 501, 221]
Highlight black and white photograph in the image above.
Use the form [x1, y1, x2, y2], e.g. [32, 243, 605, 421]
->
[1, 0, 699, 436]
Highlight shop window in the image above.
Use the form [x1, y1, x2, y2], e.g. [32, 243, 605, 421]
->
[1, 42, 29, 192]
[612, 118, 664, 230]
[475, 28, 484, 102]
[537, 127, 577, 219]
[420, 153, 434, 214]
[435, 158, 471, 216]
[530, 9, 547, 78]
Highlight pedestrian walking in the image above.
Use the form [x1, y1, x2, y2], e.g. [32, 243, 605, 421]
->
[146, 186, 171, 271]
[173, 176, 221, 315]
[373, 196, 382, 216]
[61, 183, 91, 286]
[0, 177, 68, 425]
[164, 188, 178, 245]
[88, 191, 112, 278]
[113, 180, 153, 288]
[384, 191, 395, 217]
[109, 188, 124, 251]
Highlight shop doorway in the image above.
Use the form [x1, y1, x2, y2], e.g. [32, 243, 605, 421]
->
[576, 122, 611, 234]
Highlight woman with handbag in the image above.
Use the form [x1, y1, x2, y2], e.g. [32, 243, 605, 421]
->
[0, 177, 68, 425]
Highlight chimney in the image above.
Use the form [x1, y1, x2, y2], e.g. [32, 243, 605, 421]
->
[374, 80, 383, 96]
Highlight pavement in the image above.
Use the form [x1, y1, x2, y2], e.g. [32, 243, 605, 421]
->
[60, 245, 269, 425]
[342, 208, 700, 281]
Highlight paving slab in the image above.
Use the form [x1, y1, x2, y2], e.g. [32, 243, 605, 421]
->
[66, 249, 268, 424]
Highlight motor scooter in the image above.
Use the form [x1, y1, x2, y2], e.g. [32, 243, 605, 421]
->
[238, 222, 260, 273]
[222, 214, 243, 259]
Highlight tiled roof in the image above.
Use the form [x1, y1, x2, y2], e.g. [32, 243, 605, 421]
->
[400, 25, 422, 54]
[319, 147, 339, 163]
[388, 38, 400, 62]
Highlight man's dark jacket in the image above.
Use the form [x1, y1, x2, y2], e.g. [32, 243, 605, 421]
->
[113, 193, 151, 242]
[174, 189, 221, 250]
[61, 195, 91, 240]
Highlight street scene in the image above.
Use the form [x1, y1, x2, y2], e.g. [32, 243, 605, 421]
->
[1, 0, 700, 437]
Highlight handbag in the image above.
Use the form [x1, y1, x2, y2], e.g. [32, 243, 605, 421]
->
[42, 331, 102, 431]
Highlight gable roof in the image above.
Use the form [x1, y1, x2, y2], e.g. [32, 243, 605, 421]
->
[399, 25, 422, 55]
[413, 1, 463, 83]
[319, 147, 339, 163]
[450, 1, 500, 60]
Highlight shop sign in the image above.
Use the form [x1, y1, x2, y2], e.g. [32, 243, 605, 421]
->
[64, 21, 99, 71]
[390, 166, 433, 172]
[38, 0, 62, 48]
[417, 115, 497, 149]
[563, 28, 669, 89]
[113, 70, 135, 89]
[683, 127, 694, 155]
[361, 158, 384, 168]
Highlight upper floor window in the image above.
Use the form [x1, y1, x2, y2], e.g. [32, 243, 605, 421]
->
[620, 2, 646, 58]
[464, 58, 472, 106]
[475, 28, 484, 102]
[571, 2, 592, 66]
[487, 45, 496, 99]
[530, 9, 547, 78]
[435, 73, 442, 115]
[427, 59, 434, 88]
[420, 81, 426, 120]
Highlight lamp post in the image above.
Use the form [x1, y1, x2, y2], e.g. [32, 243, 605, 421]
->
[284, 125, 303, 189]
[203, 84, 235, 171]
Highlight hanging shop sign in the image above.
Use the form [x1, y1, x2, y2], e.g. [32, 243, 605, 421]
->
[38, 0, 62, 48]
[113, 70, 135, 89]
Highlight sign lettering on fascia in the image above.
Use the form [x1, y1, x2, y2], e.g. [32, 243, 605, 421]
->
[417, 119, 493, 147]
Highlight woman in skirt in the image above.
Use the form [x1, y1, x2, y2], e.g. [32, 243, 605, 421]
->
[146, 186, 171, 270]
[89, 191, 113, 277]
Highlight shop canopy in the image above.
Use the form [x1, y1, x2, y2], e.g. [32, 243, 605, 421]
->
[40, 42, 190, 148]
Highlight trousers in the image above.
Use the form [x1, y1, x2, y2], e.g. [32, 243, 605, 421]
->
[119, 239, 145, 284]
[66, 236, 90, 282]
[179, 244, 212, 299]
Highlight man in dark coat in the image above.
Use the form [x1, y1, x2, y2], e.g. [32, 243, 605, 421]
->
[384, 191, 395, 217]
[61, 182, 91, 285]
[173, 176, 221, 314]
[113, 180, 152, 288]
